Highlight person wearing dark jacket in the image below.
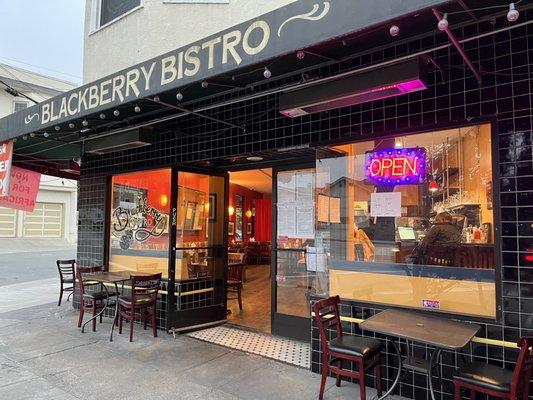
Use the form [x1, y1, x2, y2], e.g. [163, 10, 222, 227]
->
[414, 212, 461, 264]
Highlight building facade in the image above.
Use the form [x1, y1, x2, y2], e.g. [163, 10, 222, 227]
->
[0, 64, 78, 243]
[1, 1, 532, 399]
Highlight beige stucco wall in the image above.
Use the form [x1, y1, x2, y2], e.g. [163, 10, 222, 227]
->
[83, 0, 296, 83]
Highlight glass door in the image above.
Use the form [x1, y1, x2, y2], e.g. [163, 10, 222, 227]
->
[167, 169, 228, 332]
[272, 166, 316, 341]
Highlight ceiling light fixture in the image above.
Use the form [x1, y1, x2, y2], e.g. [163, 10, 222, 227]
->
[389, 25, 400, 37]
[507, 3, 519, 22]
[437, 13, 449, 31]
[246, 156, 264, 162]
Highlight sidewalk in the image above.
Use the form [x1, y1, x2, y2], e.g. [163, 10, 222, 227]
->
[0, 300, 404, 400]
[0, 238, 76, 255]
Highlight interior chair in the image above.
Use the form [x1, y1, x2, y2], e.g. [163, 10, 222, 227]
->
[76, 266, 117, 332]
[245, 242, 260, 265]
[259, 242, 271, 265]
[56, 259, 75, 306]
[227, 253, 246, 310]
[312, 295, 383, 400]
[118, 273, 161, 342]
[453, 337, 532, 400]
[425, 244, 458, 266]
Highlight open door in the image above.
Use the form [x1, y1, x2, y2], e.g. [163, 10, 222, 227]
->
[167, 168, 228, 332]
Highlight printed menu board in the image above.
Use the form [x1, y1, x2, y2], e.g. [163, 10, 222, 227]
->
[277, 170, 315, 239]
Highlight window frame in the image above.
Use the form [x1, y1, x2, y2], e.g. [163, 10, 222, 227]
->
[89, 0, 144, 34]
[317, 117, 502, 323]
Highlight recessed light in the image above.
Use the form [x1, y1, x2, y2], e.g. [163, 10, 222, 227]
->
[246, 156, 263, 162]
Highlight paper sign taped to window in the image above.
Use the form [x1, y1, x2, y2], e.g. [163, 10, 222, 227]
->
[370, 192, 402, 217]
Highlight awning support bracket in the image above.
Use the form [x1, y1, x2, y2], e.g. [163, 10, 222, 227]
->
[432, 8, 482, 85]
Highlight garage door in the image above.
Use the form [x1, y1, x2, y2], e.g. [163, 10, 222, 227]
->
[0, 207, 16, 237]
[23, 202, 63, 238]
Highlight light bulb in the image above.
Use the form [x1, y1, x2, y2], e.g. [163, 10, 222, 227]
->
[113, 109, 120, 117]
[176, 92, 183, 101]
[22, 135, 28, 140]
[68, 122, 75, 129]
[82, 120, 89, 127]
[507, 3, 519, 22]
[263, 67, 272, 79]
[201, 80, 209, 88]
[437, 13, 449, 31]
[54, 126, 61, 131]
[99, 113, 106, 119]
[153, 96, 160, 102]
[43, 132, 50, 138]
[134, 105, 141, 113]
[296, 50, 305, 60]
[29, 132, 36, 138]
[389, 25, 400, 37]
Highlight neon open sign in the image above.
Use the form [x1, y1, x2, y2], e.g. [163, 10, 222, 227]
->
[365, 148, 426, 185]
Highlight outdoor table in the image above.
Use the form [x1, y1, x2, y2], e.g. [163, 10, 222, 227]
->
[358, 309, 480, 400]
[81, 271, 151, 342]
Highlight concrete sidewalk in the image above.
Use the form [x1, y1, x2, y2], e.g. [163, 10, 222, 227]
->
[0, 301, 404, 400]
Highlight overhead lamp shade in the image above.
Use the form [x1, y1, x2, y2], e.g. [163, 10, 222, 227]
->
[228, 205, 235, 216]
[428, 180, 439, 192]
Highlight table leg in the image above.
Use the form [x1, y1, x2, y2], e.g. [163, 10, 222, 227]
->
[81, 286, 110, 334]
[375, 338, 403, 400]
[110, 282, 120, 342]
[428, 348, 443, 400]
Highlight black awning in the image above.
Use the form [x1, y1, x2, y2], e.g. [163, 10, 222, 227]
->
[0, 0, 448, 143]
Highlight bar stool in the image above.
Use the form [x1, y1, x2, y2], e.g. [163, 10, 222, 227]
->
[312, 295, 383, 400]
[453, 336, 532, 400]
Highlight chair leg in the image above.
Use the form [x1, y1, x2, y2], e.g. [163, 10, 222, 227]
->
[454, 383, 461, 400]
[92, 304, 97, 332]
[129, 310, 135, 342]
[152, 303, 157, 338]
[319, 353, 328, 400]
[119, 313, 123, 334]
[359, 360, 366, 400]
[67, 290, 73, 301]
[375, 359, 382, 397]
[77, 305, 84, 328]
[58, 286, 63, 306]
[335, 360, 342, 387]
[143, 308, 147, 330]
[237, 286, 243, 310]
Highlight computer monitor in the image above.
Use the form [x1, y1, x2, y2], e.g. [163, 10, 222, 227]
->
[398, 226, 416, 241]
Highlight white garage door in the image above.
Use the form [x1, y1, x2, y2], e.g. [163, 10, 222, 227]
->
[0, 207, 16, 237]
[23, 202, 63, 238]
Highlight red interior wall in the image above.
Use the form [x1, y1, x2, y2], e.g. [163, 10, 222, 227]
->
[229, 183, 264, 242]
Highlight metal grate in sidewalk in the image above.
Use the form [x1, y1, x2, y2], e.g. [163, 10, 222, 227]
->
[186, 325, 310, 368]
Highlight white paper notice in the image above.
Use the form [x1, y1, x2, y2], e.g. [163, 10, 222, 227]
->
[329, 197, 341, 223]
[296, 205, 314, 238]
[370, 192, 402, 217]
[317, 194, 329, 223]
[277, 203, 296, 237]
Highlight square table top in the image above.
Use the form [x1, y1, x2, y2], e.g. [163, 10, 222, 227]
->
[358, 309, 480, 350]
[87, 271, 154, 283]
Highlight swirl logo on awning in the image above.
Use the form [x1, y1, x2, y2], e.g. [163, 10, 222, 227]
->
[277, 2, 331, 37]
[24, 113, 40, 125]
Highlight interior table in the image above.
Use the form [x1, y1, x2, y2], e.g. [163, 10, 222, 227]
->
[81, 271, 151, 342]
[358, 309, 480, 400]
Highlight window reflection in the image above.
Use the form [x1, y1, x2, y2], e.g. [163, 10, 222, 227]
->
[317, 124, 496, 317]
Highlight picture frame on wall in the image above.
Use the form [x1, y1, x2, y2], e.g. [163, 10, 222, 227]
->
[246, 222, 252, 235]
[228, 221, 235, 236]
[208, 193, 217, 220]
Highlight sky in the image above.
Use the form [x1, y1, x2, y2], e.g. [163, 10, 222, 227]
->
[0, 0, 85, 86]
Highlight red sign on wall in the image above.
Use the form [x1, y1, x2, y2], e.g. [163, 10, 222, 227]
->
[0, 166, 41, 212]
[0, 140, 14, 197]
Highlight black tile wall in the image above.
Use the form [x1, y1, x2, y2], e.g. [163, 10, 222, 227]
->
[76, 10, 533, 400]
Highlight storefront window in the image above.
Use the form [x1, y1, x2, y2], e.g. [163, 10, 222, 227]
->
[109, 169, 171, 278]
[316, 124, 496, 318]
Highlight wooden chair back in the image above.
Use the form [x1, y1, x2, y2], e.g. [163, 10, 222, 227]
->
[312, 295, 342, 351]
[456, 246, 494, 269]
[76, 266, 104, 296]
[57, 259, 75, 281]
[511, 337, 533, 398]
[425, 244, 457, 266]
[227, 264, 245, 283]
[130, 273, 161, 305]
